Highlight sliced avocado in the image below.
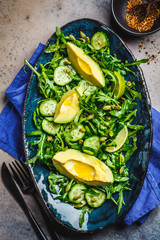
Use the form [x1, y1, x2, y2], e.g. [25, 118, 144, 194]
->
[52, 149, 113, 186]
[67, 42, 105, 87]
[54, 86, 82, 124]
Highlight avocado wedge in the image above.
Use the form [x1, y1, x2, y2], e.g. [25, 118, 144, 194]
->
[54, 86, 82, 124]
[67, 42, 105, 87]
[52, 149, 113, 186]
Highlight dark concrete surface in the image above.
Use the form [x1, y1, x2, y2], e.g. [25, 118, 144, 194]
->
[0, 1, 160, 239]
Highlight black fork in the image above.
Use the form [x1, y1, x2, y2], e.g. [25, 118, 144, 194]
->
[9, 160, 61, 240]
[9, 160, 35, 194]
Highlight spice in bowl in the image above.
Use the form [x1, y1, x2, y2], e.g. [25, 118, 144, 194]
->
[126, 0, 160, 32]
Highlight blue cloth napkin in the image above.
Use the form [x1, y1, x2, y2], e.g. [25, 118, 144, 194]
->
[0, 43, 159, 226]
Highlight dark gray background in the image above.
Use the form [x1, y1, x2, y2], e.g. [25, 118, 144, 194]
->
[0, 0, 160, 239]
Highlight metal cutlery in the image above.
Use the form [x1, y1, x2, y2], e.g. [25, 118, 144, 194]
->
[1, 162, 48, 240]
[8, 160, 61, 240]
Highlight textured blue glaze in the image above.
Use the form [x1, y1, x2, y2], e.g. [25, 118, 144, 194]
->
[23, 19, 152, 232]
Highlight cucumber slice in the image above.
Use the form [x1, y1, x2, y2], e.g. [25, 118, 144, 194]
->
[68, 183, 87, 204]
[68, 65, 76, 75]
[59, 57, 71, 66]
[82, 146, 96, 156]
[60, 58, 77, 76]
[70, 124, 85, 142]
[39, 99, 57, 116]
[91, 32, 109, 50]
[59, 58, 68, 66]
[85, 188, 106, 208]
[79, 80, 97, 96]
[54, 66, 72, 86]
[42, 119, 60, 135]
[45, 116, 55, 122]
[83, 136, 100, 155]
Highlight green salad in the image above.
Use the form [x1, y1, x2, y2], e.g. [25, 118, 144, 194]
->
[25, 27, 148, 228]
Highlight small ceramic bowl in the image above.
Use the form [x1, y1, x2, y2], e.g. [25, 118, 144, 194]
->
[111, 0, 160, 36]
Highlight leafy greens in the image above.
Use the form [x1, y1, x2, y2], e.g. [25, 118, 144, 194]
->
[25, 27, 147, 228]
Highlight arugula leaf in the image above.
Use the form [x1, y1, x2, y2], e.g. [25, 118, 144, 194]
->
[125, 85, 142, 100]
[109, 99, 137, 118]
[45, 43, 59, 53]
[24, 28, 147, 225]
[123, 58, 149, 67]
[96, 90, 118, 105]
[117, 190, 125, 214]
[79, 206, 88, 228]
[124, 136, 137, 162]
[56, 26, 61, 37]
[85, 188, 100, 196]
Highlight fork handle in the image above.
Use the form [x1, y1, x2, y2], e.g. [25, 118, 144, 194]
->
[1, 162, 47, 240]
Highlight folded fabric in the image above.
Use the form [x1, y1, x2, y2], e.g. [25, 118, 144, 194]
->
[0, 43, 44, 161]
[0, 43, 159, 226]
[123, 108, 160, 224]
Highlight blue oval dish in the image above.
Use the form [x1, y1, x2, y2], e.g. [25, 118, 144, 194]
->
[23, 19, 152, 233]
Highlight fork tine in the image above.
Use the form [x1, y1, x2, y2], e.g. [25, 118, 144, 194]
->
[9, 162, 24, 188]
[15, 160, 30, 180]
[16, 160, 32, 179]
[9, 161, 35, 195]
[14, 161, 29, 184]
[11, 161, 28, 185]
